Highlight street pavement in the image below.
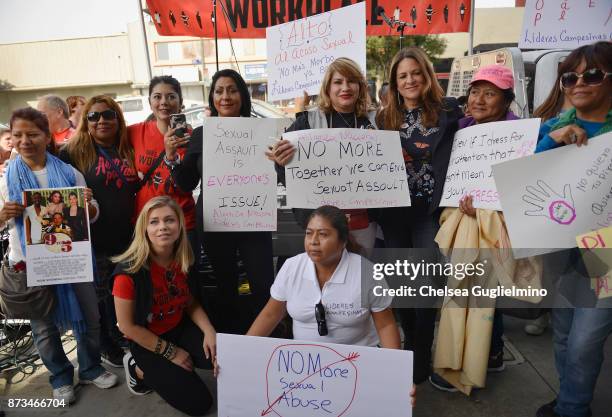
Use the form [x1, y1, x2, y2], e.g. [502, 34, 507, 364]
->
[1, 316, 610, 417]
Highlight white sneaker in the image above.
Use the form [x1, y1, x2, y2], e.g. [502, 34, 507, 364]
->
[524, 314, 549, 336]
[80, 370, 118, 389]
[53, 385, 75, 404]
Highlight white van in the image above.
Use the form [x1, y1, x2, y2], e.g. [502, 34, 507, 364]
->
[115, 95, 202, 126]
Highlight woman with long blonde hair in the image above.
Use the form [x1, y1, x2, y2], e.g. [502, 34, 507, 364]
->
[60, 95, 139, 368]
[112, 196, 217, 415]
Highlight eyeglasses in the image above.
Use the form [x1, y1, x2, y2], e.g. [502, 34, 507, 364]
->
[86, 109, 118, 122]
[315, 302, 328, 336]
[165, 269, 179, 297]
[560, 68, 612, 89]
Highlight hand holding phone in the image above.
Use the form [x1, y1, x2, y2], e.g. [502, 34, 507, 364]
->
[170, 113, 187, 138]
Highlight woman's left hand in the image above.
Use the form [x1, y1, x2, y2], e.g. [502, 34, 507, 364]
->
[410, 385, 416, 408]
[83, 188, 94, 204]
[459, 195, 476, 217]
[203, 330, 218, 377]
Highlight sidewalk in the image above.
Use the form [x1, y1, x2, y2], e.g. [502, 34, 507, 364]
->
[2, 316, 610, 416]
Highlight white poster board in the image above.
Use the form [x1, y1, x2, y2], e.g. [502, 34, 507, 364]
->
[283, 128, 411, 209]
[266, 3, 367, 102]
[519, 0, 612, 49]
[440, 118, 540, 210]
[218, 333, 413, 417]
[492, 133, 612, 257]
[24, 187, 94, 287]
[202, 118, 280, 231]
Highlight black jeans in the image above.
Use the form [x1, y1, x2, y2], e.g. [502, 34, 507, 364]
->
[379, 206, 443, 384]
[202, 231, 274, 333]
[130, 319, 213, 416]
[94, 253, 124, 352]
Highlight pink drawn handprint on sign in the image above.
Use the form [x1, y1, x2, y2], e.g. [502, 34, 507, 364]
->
[522, 180, 576, 225]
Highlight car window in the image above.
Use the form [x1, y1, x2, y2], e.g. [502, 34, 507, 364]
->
[119, 99, 143, 112]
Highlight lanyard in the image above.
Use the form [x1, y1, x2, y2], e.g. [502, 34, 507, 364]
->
[96, 145, 131, 186]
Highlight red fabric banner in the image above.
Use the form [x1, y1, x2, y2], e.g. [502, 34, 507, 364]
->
[145, 0, 472, 38]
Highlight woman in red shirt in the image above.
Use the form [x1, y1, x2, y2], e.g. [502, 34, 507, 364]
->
[128, 76, 196, 234]
[112, 196, 216, 415]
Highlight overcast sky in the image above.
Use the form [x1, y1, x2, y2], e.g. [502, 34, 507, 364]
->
[0, 0, 516, 44]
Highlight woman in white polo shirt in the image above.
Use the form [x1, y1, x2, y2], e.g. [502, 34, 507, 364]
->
[247, 205, 400, 348]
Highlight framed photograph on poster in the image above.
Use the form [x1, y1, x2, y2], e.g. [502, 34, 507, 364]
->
[23, 187, 94, 287]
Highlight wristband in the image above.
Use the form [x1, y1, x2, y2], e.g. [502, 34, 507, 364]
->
[160, 340, 171, 357]
[164, 153, 181, 169]
[154, 337, 163, 354]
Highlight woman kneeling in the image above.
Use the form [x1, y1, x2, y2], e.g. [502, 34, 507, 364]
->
[112, 196, 217, 416]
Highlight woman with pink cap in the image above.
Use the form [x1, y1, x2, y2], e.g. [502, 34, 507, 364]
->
[429, 64, 520, 393]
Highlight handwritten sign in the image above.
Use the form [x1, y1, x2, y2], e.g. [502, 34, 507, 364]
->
[577, 226, 612, 300]
[283, 128, 411, 209]
[202, 118, 280, 232]
[23, 187, 93, 287]
[492, 132, 612, 257]
[441, 119, 540, 210]
[519, 0, 612, 49]
[266, 3, 366, 102]
[218, 333, 413, 417]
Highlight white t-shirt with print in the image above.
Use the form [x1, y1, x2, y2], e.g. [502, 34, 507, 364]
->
[271, 250, 392, 347]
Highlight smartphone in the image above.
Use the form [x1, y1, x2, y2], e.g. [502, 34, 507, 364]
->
[169, 113, 187, 138]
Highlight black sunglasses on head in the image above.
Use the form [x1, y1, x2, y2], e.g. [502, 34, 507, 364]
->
[86, 109, 118, 122]
[560, 68, 611, 89]
[315, 302, 328, 336]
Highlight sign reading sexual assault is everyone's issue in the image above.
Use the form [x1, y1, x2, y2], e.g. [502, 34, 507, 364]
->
[217, 333, 413, 416]
[519, 0, 612, 49]
[283, 128, 411, 209]
[440, 118, 540, 210]
[492, 132, 612, 257]
[23, 187, 94, 287]
[266, 3, 366, 102]
[202, 117, 279, 231]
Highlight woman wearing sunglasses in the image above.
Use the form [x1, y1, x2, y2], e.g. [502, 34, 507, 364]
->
[0, 108, 116, 404]
[61, 96, 140, 369]
[534, 41, 611, 417]
[112, 196, 217, 416]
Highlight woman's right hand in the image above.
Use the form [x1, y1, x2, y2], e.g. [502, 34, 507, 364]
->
[164, 127, 190, 161]
[265, 139, 296, 166]
[294, 91, 311, 113]
[0, 201, 24, 223]
[170, 346, 194, 372]
[549, 124, 588, 147]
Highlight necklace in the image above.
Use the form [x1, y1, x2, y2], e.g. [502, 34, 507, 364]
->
[331, 110, 357, 128]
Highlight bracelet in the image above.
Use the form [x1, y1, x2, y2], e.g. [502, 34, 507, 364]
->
[163, 342, 175, 360]
[160, 340, 171, 357]
[154, 337, 163, 354]
[163, 153, 181, 169]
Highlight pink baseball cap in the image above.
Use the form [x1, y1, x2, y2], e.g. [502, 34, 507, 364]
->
[470, 65, 514, 90]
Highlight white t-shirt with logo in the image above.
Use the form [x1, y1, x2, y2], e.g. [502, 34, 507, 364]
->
[270, 250, 392, 347]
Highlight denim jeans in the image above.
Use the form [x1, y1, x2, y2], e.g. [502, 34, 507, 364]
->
[552, 308, 612, 417]
[490, 310, 504, 356]
[30, 281, 105, 389]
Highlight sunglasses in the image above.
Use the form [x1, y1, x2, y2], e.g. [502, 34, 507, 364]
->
[86, 109, 118, 122]
[560, 68, 611, 89]
[165, 270, 179, 297]
[315, 302, 328, 336]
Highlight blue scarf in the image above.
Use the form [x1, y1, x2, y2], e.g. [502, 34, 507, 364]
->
[6, 153, 86, 337]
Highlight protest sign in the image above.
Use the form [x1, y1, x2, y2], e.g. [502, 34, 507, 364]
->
[519, 0, 612, 49]
[282, 128, 410, 209]
[202, 117, 279, 231]
[492, 132, 612, 257]
[145, 0, 472, 38]
[266, 3, 366, 102]
[23, 187, 93, 287]
[218, 333, 413, 416]
[577, 226, 612, 300]
[441, 118, 540, 210]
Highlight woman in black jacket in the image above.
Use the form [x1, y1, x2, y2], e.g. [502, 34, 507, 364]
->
[375, 47, 463, 385]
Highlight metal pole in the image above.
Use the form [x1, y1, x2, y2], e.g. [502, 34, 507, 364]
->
[467, 0, 475, 55]
[137, 0, 153, 82]
[213, 0, 219, 72]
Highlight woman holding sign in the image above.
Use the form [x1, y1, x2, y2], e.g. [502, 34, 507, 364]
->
[430, 65, 520, 393]
[171, 69, 275, 334]
[0, 107, 116, 404]
[112, 196, 217, 415]
[268, 57, 378, 250]
[374, 47, 463, 384]
[534, 41, 612, 417]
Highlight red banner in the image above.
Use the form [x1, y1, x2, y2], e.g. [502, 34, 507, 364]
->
[145, 0, 472, 38]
